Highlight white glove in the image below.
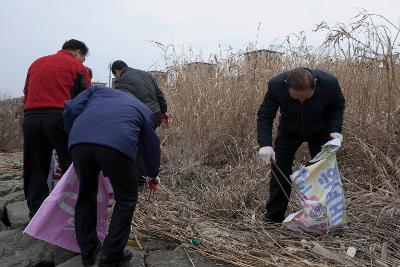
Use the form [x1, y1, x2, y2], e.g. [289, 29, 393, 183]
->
[258, 146, 276, 165]
[330, 132, 343, 142]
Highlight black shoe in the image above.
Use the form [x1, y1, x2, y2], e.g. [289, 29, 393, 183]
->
[264, 217, 281, 225]
[264, 213, 284, 224]
[99, 250, 133, 267]
[82, 242, 101, 266]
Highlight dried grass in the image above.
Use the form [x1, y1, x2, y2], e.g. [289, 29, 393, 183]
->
[0, 96, 23, 152]
[133, 12, 400, 266]
[0, 11, 399, 266]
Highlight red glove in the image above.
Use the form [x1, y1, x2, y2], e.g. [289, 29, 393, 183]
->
[162, 113, 171, 125]
[146, 176, 160, 192]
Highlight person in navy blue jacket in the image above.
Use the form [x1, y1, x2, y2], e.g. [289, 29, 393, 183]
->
[257, 67, 345, 223]
[64, 86, 160, 266]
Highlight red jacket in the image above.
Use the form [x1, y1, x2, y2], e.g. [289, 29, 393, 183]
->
[23, 50, 91, 111]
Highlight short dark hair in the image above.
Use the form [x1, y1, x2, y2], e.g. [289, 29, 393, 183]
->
[286, 67, 316, 91]
[111, 60, 128, 74]
[62, 39, 89, 56]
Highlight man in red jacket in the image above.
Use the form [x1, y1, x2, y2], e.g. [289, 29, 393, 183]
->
[23, 39, 91, 218]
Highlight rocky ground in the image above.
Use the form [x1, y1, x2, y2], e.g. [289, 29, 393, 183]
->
[0, 153, 230, 267]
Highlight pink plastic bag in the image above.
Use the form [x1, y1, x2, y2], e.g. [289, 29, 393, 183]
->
[24, 165, 113, 252]
[47, 150, 62, 191]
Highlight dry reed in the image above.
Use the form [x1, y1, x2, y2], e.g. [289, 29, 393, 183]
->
[0, 96, 23, 152]
[134, 12, 400, 266]
[0, 11, 399, 266]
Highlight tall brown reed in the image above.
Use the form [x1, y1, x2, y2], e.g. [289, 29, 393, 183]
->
[138, 12, 400, 266]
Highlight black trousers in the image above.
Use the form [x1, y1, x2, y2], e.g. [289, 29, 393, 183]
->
[152, 111, 162, 128]
[22, 112, 71, 218]
[265, 133, 330, 223]
[71, 144, 138, 258]
[136, 144, 147, 188]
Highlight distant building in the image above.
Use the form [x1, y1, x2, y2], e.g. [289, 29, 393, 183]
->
[92, 82, 107, 88]
[242, 49, 284, 75]
[0, 97, 23, 120]
[181, 62, 217, 77]
[149, 70, 168, 84]
[243, 49, 283, 64]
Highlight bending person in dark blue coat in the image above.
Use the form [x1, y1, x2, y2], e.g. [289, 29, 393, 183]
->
[257, 67, 345, 223]
[64, 86, 160, 267]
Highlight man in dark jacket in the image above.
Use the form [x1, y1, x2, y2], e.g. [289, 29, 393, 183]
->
[64, 86, 160, 266]
[22, 39, 91, 218]
[257, 67, 345, 223]
[111, 60, 168, 189]
[111, 60, 168, 128]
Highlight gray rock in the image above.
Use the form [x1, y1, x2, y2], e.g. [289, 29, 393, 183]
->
[143, 239, 177, 252]
[0, 190, 25, 218]
[125, 247, 145, 267]
[57, 255, 83, 267]
[145, 246, 230, 267]
[54, 249, 79, 265]
[145, 246, 196, 267]
[0, 229, 76, 266]
[0, 228, 228, 267]
[5, 200, 30, 228]
[0, 173, 20, 181]
[0, 180, 23, 197]
[57, 247, 145, 267]
[0, 221, 9, 231]
[187, 252, 233, 267]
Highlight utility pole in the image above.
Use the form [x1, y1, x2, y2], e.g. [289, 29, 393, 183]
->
[108, 62, 112, 87]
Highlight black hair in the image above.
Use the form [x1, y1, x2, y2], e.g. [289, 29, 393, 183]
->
[111, 60, 128, 74]
[62, 39, 89, 56]
[286, 67, 316, 91]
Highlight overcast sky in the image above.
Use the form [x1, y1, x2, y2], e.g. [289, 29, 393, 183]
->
[1, 0, 399, 97]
